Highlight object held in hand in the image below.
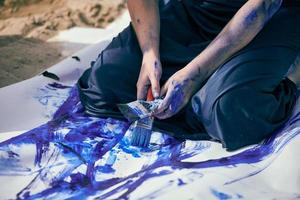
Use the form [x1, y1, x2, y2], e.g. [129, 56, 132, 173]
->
[118, 89, 161, 147]
[118, 90, 161, 122]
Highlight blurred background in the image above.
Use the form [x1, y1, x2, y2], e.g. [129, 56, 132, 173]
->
[0, 0, 128, 88]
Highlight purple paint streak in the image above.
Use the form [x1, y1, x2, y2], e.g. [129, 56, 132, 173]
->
[0, 85, 299, 199]
[47, 82, 72, 89]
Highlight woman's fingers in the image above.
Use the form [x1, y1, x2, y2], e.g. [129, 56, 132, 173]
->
[137, 85, 149, 100]
[155, 93, 174, 119]
[154, 84, 172, 116]
[136, 77, 150, 100]
[149, 74, 160, 99]
[150, 60, 162, 98]
[159, 81, 168, 98]
[137, 58, 162, 100]
[155, 108, 173, 119]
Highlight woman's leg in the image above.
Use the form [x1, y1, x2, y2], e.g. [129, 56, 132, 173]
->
[77, 1, 203, 122]
[77, 25, 143, 119]
[191, 7, 300, 151]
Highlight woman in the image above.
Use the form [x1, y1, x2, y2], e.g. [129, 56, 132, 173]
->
[77, 0, 300, 151]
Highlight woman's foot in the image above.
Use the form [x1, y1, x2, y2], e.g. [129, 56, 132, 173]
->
[287, 54, 300, 89]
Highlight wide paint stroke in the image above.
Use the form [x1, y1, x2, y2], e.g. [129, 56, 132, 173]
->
[0, 83, 299, 199]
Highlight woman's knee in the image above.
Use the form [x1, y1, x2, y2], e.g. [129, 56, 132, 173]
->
[207, 88, 275, 150]
[94, 61, 121, 87]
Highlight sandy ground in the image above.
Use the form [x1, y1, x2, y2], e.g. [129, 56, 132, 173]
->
[0, 0, 127, 88]
[0, 35, 62, 87]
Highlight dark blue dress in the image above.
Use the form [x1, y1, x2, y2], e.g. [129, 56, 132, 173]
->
[77, 0, 300, 150]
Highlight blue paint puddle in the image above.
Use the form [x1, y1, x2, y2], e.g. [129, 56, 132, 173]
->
[0, 82, 299, 199]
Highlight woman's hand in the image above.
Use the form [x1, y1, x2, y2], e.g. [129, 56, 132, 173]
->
[128, 0, 161, 100]
[153, 67, 204, 119]
[136, 51, 162, 100]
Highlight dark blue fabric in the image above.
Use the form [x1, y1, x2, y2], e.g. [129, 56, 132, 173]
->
[77, 0, 300, 150]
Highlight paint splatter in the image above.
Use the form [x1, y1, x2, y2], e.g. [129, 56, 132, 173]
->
[41, 71, 60, 81]
[0, 84, 299, 199]
[210, 188, 232, 200]
[71, 56, 81, 62]
[48, 82, 72, 89]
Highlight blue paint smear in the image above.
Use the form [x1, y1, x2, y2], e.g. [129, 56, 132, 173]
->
[118, 137, 141, 158]
[177, 178, 186, 186]
[47, 82, 72, 89]
[0, 84, 299, 199]
[210, 188, 232, 200]
[96, 165, 115, 174]
[210, 188, 244, 200]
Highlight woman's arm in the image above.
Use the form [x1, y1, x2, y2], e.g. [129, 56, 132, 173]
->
[127, 0, 162, 99]
[185, 0, 283, 84]
[154, 0, 283, 119]
[128, 0, 160, 57]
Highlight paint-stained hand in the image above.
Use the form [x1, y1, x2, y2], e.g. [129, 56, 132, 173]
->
[136, 51, 162, 100]
[153, 68, 203, 119]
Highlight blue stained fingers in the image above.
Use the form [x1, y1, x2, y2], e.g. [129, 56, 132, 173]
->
[169, 83, 185, 113]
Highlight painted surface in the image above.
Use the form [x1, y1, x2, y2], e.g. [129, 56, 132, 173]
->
[0, 82, 299, 199]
